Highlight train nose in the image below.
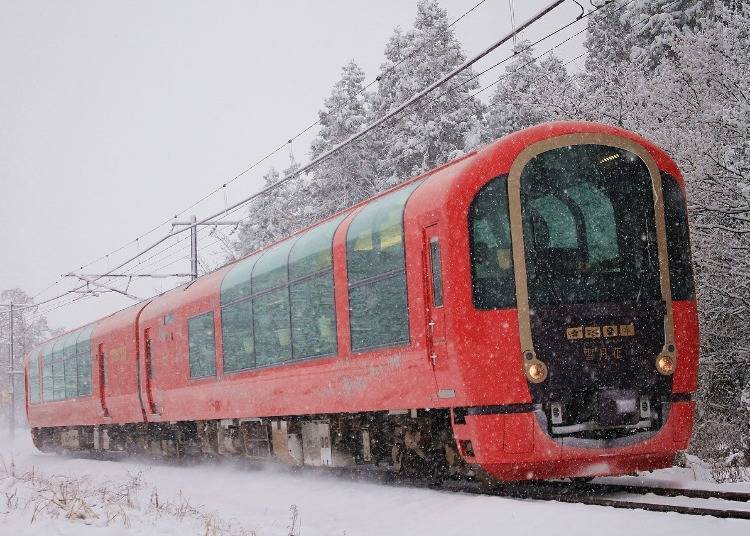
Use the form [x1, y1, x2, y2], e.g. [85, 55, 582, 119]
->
[596, 389, 640, 427]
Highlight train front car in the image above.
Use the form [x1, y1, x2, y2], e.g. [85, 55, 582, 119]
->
[450, 123, 698, 481]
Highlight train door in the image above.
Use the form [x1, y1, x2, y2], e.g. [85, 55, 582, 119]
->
[97, 343, 110, 418]
[423, 224, 453, 399]
[142, 328, 158, 416]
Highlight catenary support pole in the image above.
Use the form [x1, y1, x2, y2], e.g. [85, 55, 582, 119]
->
[172, 215, 241, 281]
[190, 215, 198, 281]
[8, 302, 14, 440]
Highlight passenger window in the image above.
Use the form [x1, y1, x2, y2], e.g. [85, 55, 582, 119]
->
[220, 254, 259, 305]
[662, 173, 695, 300]
[63, 332, 78, 399]
[469, 177, 517, 309]
[347, 182, 421, 350]
[289, 215, 344, 359]
[76, 325, 95, 396]
[42, 345, 53, 402]
[222, 300, 254, 372]
[429, 238, 444, 307]
[188, 312, 217, 378]
[52, 338, 65, 401]
[252, 240, 296, 366]
[252, 240, 296, 292]
[221, 216, 344, 372]
[253, 288, 291, 366]
[28, 349, 40, 404]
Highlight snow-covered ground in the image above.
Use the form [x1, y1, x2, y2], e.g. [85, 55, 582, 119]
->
[1, 430, 748, 536]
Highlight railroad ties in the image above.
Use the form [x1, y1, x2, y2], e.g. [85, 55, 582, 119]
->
[488, 481, 750, 520]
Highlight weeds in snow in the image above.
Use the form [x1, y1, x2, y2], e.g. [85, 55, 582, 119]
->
[0, 457, 255, 535]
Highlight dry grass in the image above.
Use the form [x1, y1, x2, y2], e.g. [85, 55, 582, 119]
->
[0, 455, 256, 535]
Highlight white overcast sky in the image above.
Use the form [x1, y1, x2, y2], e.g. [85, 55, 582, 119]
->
[0, 0, 587, 331]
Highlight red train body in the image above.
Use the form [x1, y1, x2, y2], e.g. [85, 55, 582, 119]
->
[24, 122, 699, 481]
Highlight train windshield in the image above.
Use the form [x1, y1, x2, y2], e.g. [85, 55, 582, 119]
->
[520, 144, 661, 306]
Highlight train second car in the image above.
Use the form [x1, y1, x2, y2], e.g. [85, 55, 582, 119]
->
[25, 121, 699, 482]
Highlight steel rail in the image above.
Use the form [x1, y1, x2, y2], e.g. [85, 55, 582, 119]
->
[49, 447, 750, 520]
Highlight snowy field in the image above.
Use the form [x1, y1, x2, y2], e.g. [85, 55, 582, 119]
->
[1, 430, 748, 536]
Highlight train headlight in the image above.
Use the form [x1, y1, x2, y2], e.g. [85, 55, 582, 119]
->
[656, 354, 676, 375]
[526, 361, 548, 383]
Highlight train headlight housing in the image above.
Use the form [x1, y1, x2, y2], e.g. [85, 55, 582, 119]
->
[526, 361, 548, 383]
[656, 354, 676, 375]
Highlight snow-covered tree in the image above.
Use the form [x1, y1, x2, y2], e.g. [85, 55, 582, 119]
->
[577, 1, 750, 467]
[370, 0, 485, 184]
[484, 44, 577, 139]
[0, 288, 60, 426]
[307, 60, 379, 214]
[585, 0, 710, 75]
[233, 159, 304, 256]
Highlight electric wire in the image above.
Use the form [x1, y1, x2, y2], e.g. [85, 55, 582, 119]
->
[17, 0, 568, 315]
[26, 0, 495, 305]
[20, 0, 648, 325]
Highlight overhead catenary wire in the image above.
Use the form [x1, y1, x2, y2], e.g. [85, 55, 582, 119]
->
[18, 0, 690, 330]
[49, 0, 599, 305]
[26, 0, 495, 305]
[12, 0, 569, 315]
[23, 0, 656, 328]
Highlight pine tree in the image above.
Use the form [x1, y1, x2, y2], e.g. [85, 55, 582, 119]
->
[584, 0, 710, 75]
[370, 0, 485, 185]
[578, 2, 750, 465]
[485, 44, 575, 139]
[485, 42, 545, 139]
[233, 160, 302, 256]
[0, 289, 60, 425]
[308, 60, 378, 215]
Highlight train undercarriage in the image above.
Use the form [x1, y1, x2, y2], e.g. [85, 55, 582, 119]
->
[32, 409, 476, 481]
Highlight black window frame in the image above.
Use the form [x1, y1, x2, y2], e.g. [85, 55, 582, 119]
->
[468, 175, 518, 310]
[662, 172, 696, 301]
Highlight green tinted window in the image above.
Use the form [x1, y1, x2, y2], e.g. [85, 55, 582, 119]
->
[222, 300, 254, 372]
[76, 325, 95, 396]
[527, 196, 578, 249]
[253, 288, 291, 366]
[662, 173, 695, 300]
[290, 273, 336, 358]
[469, 177, 516, 309]
[42, 345, 53, 402]
[252, 239, 297, 292]
[347, 183, 420, 351]
[52, 338, 65, 401]
[28, 350, 40, 404]
[63, 332, 78, 398]
[188, 312, 216, 378]
[350, 273, 409, 350]
[567, 184, 619, 264]
[289, 215, 345, 279]
[347, 183, 421, 283]
[520, 145, 660, 306]
[220, 254, 260, 306]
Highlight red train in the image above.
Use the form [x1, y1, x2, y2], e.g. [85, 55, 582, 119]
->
[24, 121, 699, 481]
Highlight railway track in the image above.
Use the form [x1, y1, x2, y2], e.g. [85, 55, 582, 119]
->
[368, 471, 750, 520]
[488, 480, 750, 520]
[60, 449, 750, 520]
